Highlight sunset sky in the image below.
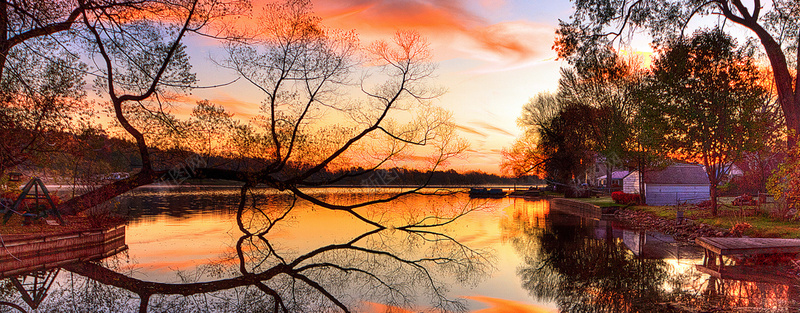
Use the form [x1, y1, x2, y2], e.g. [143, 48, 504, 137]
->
[178, 0, 601, 174]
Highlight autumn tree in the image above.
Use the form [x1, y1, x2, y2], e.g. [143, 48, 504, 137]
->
[0, 50, 89, 180]
[556, 56, 645, 191]
[502, 90, 596, 192]
[556, 0, 799, 147]
[1, 1, 480, 311]
[502, 54, 649, 193]
[647, 29, 768, 216]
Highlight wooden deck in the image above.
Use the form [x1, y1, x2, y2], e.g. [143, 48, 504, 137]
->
[696, 237, 800, 255]
[0, 225, 128, 278]
[695, 237, 800, 272]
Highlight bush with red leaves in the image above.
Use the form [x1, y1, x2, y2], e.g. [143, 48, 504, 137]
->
[612, 191, 640, 204]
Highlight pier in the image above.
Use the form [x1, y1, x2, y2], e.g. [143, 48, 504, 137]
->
[0, 225, 127, 278]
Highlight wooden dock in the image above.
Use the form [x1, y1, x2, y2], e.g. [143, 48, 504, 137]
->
[697, 237, 800, 255]
[695, 237, 800, 272]
[0, 225, 128, 278]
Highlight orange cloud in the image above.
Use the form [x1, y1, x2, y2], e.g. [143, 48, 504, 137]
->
[168, 92, 262, 121]
[456, 123, 489, 138]
[468, 21, 555, 64]
[309, 0, 553, 64]
[361, 302, 417, 313]
[314, 0, 483, 31]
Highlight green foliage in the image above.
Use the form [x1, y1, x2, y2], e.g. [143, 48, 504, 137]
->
[648, 29, 767, 160]
[557, 0, 799, 66]
[558, 0, 800, 151]
[644, 28, 769, 215]
[504, 52, 655, 186]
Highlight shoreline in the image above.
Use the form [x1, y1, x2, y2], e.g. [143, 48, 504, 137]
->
[612, 207, 744, 242]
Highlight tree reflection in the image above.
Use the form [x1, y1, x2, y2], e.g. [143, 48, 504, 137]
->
[1, 188, 491, 313]
[506, 210, 680, 312]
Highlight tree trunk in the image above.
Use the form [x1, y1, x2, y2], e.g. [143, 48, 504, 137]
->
[58, 167, 269, 215]
[710, 181, 718, 217]
[742, 23, 799, 148]
[58, 172, 158, 215]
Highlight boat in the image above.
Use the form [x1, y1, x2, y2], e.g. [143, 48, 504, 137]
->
[469, 188, 507, 198]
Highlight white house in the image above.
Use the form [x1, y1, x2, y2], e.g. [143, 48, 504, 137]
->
[704, 162, 744, 184]
[623, 163, 710, 206]
[596, 170, 630, 187]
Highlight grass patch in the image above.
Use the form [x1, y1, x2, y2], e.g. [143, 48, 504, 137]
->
[694, 215, 800, 238]
[632, 205, 676, 219]
[577, 196, 622, 207]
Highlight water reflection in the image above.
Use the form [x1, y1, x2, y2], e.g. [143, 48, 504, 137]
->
[1, 187, 493, 312]
[2, 192, 800, 312]
[505, 199, 800, 312]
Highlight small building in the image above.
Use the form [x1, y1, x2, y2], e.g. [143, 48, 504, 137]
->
[596, 170, 630, 187]
[623, 163, 710, 206]
[706, 162, 744, 184]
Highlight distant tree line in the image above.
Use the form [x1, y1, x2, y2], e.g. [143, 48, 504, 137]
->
[11, 127, 534, 188]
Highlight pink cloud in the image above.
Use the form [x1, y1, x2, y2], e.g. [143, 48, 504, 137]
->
[468, 21, 555, 63]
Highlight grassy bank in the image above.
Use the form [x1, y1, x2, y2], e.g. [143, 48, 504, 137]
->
[578, 196, 800, 238]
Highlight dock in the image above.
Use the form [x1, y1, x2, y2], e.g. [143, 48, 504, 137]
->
[0, 225, 128, 278]
[695, 237, 800, 272]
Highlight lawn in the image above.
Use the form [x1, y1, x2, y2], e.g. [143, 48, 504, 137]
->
[577, 196, 626, 207]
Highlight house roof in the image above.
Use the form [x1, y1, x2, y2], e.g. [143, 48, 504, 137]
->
[597, 171, 630, 180]
[644, 164, 709, 185]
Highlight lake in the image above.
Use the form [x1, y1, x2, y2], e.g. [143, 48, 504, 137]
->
[1, 186, 798, 312]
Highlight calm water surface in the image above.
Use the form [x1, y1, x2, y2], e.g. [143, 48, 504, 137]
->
[1, 186, 798, 312]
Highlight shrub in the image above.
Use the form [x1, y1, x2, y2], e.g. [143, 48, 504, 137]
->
[697, 200, 713, 208]
[612, 191, 640, 204]
[612, 191, 624, 202]
[732, 194, 756, 206]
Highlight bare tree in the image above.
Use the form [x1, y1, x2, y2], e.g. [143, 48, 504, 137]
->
[60, 0, 465, 222]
